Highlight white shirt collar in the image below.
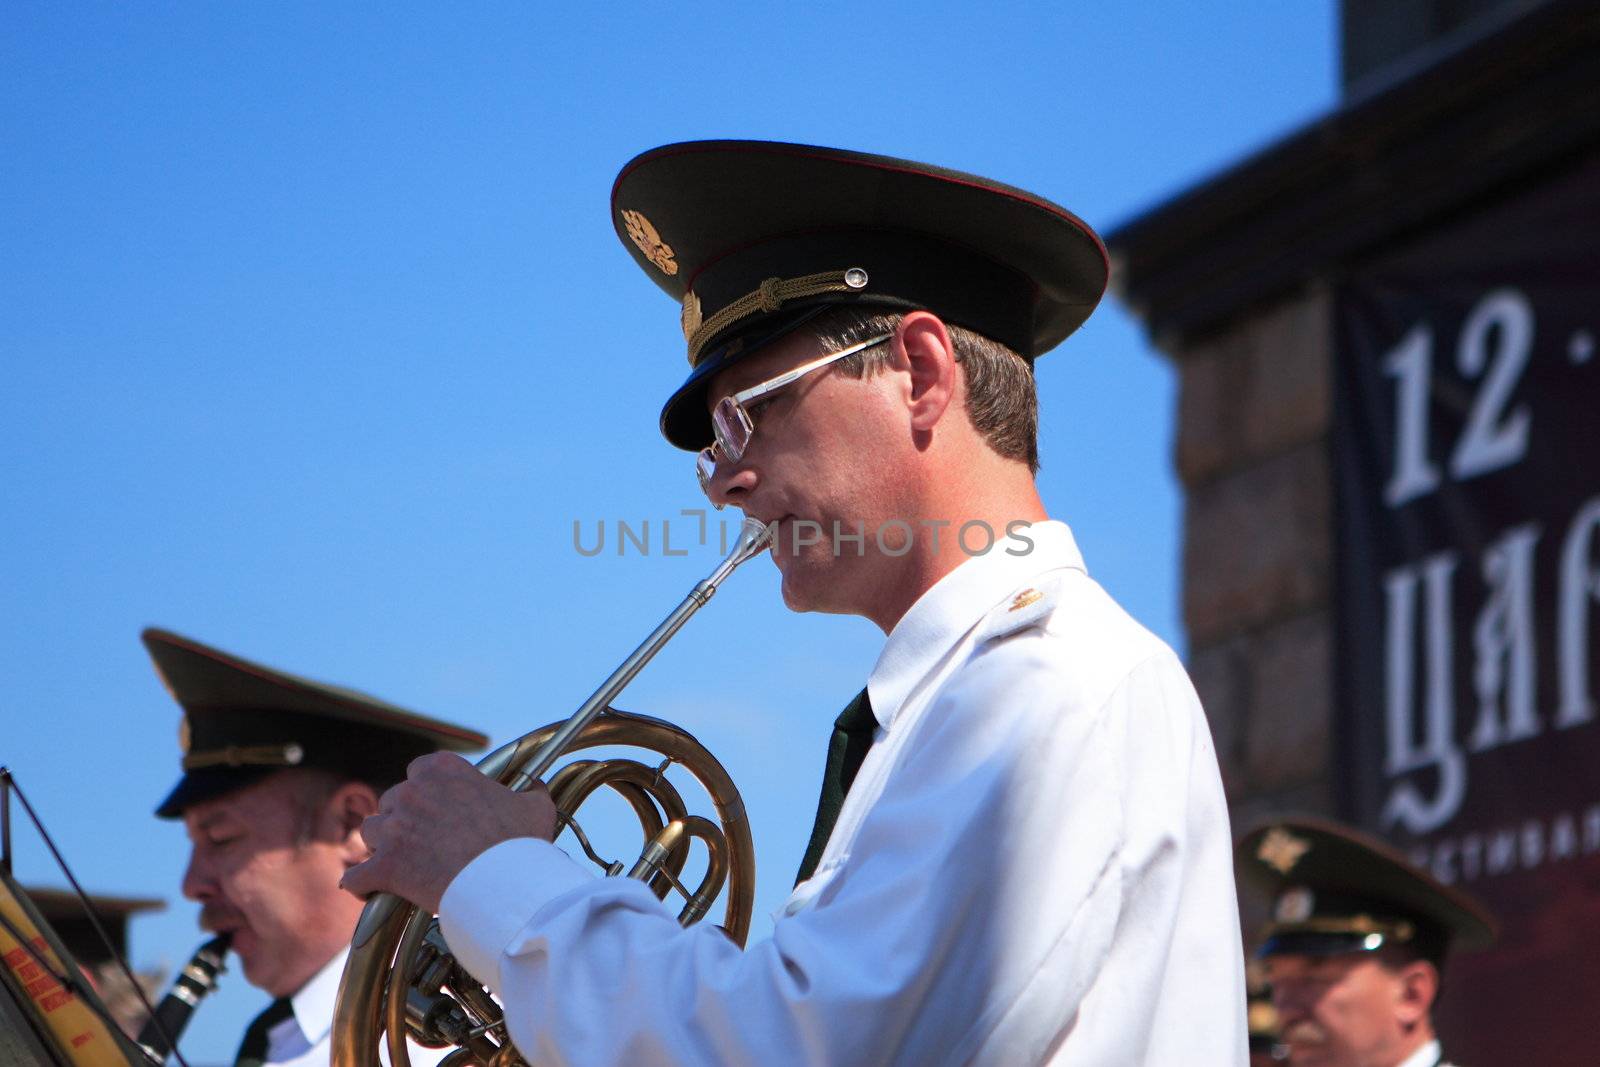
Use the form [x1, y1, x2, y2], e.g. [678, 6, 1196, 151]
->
[285, 944, 349, 1047]
[867, 520, 1085, 731]
[1396, 1039, 1442, 1067]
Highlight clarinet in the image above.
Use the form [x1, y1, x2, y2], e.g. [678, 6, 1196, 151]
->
[135, 933, 231, 1061]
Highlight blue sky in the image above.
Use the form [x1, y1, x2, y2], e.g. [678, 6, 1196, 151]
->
[2, 4, 1336, 1061]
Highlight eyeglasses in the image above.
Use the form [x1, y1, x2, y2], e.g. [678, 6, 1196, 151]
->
[696, 332, 893, 504]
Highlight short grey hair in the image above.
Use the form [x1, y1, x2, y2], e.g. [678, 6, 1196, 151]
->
[280, 768, 357, 848]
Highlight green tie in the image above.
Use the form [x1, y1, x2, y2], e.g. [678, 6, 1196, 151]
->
[233, 997, 293, 1067]
[794, 688, 876, 886]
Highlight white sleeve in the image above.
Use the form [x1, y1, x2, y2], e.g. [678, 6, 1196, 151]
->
[437, 636, 1171, 1067]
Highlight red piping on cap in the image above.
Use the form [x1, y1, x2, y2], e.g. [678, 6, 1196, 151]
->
[143, 629, 486, 746]
[610, 141, 1110, 297]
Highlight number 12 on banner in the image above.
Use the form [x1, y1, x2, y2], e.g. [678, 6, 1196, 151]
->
[1383, 287, 1533, 508]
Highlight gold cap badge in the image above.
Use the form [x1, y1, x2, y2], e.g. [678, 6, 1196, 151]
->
[1275, 885, 1315, 923]
[1258, 826, 1312, 874]
[178, 716, 191, 754]
[621, 209, 677, 276]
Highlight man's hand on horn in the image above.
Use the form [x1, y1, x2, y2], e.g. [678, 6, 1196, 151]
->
[341, 751, 558, 913]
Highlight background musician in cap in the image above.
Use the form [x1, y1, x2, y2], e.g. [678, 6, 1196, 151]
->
[348, 140, 1247, 1064]
[145, 627, 486, 1067]
[1238, 818, 1497, 1067]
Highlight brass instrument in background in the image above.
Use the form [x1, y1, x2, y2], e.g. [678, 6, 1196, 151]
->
[332, 517, 773, 1067]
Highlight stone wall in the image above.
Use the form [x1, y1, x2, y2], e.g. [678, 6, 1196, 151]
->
[1165, 286, 1338, 833]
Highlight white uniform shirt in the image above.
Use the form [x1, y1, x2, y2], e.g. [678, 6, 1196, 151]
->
[256, 946, 452, 1067]
[1397, 1039, 1447, 1067]
[440, 520, 1247, 1065]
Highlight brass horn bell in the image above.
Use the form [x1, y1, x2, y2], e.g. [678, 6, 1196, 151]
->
[332, 519, 771, 1067]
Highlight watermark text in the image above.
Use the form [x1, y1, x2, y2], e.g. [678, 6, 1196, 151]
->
[572, 512, 1038, 559]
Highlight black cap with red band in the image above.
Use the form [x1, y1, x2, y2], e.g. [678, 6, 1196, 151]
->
[610, 140, 1110, 451]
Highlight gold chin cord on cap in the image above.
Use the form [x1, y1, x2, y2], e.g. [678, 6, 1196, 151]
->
[332, 518, 774, 1067]
[180, 742, 305, 770]
[685, 267, 870, 366]
[1273, 916, 1417, 943]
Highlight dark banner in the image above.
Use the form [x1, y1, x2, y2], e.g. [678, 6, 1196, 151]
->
[1335, 148, 1600, 1064]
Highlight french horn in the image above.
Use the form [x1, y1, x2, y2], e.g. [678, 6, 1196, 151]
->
[332, 518, 773, 1067]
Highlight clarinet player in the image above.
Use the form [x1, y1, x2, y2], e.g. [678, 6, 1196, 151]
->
[144, 629, 485, 1067]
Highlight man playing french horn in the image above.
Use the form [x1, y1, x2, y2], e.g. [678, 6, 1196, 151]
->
[346, 141, 1249, 1065]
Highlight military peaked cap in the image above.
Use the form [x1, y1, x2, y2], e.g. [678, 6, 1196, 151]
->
[23, 886, 163, 966]
[611, 140, 1109, 450]
[145, 628, 488, 818]
[1237, 817, 1496, 964]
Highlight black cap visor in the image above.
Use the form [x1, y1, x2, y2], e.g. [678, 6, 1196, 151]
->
[156, 766, 279, 819]
[1258, 930, 1391, 959]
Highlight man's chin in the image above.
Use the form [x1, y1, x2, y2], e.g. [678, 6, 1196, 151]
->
[228, 926, 253, 961]
[238, 954, 269, 991]
[778, 562, 865, 618]
[774, 552, 824, 611]
[233, 934, 277, 991]
[776, 566, 815, 613]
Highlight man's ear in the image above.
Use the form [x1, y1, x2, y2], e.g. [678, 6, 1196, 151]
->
[896, 311, 958, 433]
[327, 782, 381, 863]
[1394, 959, 1439, 1027]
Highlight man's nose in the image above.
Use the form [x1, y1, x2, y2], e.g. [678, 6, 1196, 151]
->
[707, 456, 758, 509]
[180, 850, 213, 902]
